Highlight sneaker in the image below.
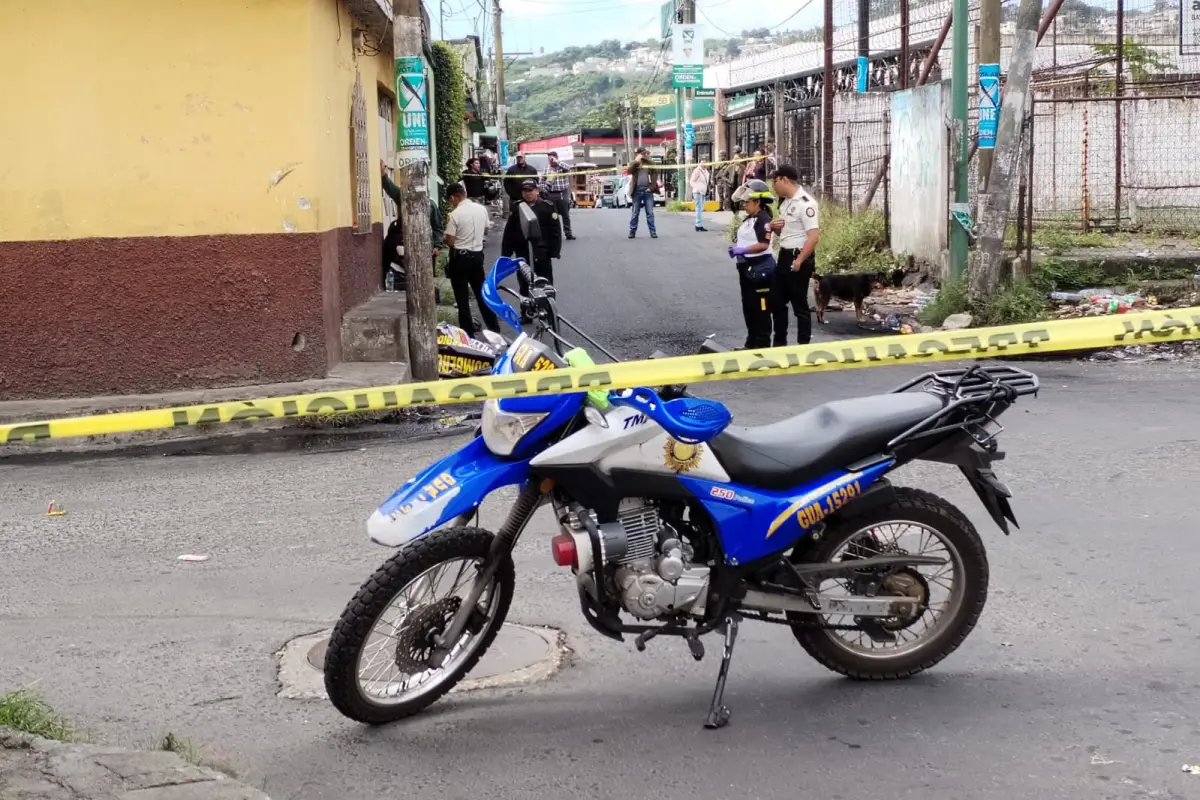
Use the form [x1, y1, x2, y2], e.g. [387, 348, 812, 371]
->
[628, 231, 636, 238]
[650, 232, 658, 239]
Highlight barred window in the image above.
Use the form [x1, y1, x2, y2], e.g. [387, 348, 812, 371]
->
[352, 70, 371, 234]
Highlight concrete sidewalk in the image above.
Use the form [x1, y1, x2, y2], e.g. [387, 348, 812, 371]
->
[0, 362, 413, 459]
[0, 728, 270, 799]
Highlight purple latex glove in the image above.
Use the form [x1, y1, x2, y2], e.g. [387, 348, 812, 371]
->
[728, 246, 750, 258]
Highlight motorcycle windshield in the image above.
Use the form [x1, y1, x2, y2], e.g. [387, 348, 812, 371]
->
[481, 256, 524, 333]
[495, 334, 576, 414]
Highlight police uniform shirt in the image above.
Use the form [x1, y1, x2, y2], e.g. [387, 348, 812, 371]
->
[776, 189, 820, 250]
[445, 198, 490, 252]
[735, 207, 774, 259]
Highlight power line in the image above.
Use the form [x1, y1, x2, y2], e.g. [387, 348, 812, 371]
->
[697, 7, 739, 37]
[768, 0, 816, 31]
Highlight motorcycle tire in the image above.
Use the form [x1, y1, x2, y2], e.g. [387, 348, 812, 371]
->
[323, 527, 515, 724]
[787, 487, 989, 680]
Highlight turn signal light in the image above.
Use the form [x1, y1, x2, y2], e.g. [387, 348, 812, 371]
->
[550, 534, 578, 568]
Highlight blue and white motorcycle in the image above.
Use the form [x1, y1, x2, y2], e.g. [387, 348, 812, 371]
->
[324, 256, 1039, 729]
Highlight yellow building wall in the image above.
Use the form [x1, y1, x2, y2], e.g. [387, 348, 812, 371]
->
[306, 0, 396, 232]
[0, 0, 394, 243]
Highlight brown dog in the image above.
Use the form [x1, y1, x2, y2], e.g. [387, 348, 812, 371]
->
[811, 268, 906, 324]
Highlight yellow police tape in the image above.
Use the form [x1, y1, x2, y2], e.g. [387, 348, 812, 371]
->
[476, 154, 759, 181]
[3, 308, 1198, 444]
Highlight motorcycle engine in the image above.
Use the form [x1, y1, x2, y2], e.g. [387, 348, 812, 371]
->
[567, 499, 711, 621]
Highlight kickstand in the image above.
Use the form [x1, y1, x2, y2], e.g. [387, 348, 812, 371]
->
[702, 614, 740, 730]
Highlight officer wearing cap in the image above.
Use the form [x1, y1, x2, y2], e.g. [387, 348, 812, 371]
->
[502, 178, 563, 297]
[727, 179, 777, 349]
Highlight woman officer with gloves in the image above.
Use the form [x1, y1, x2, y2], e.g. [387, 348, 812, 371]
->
[727, 179, 777, 349]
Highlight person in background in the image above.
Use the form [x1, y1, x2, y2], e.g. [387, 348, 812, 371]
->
[541, 153, 575, 240]
[443, 183, 499, 336]
[462, 157, 487, 205]
[727, 179, 777, 349]
[717, 150, 741, 211]
[764, 142, 779, 174]
[502, 178, 562, 297]
[743, 149, 767, 183]
[626, 147, 658, 239]
[688, 160, 711, 233]
[768, 164, 821, 346]
[504, 153, 538, 204]
[380, 160, 443, 287]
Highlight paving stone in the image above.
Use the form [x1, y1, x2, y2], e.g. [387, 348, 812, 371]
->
[0, 727, 271, 800]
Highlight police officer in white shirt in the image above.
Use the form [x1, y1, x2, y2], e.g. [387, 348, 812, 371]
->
[768, 164, 821, 345]
[444, 183, 499, 336]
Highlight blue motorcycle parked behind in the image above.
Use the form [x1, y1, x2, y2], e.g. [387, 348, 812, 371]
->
[324, 256, 1039, 729]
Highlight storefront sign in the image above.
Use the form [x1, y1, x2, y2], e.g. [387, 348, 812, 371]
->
[639, 94, 674, 108]
[1184, 0, 1200, 54]
[725, 94, 757, 117]
[395, 57, 430, 156]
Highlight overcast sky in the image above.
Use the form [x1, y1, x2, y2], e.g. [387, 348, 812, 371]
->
[436, 0, 825, 56]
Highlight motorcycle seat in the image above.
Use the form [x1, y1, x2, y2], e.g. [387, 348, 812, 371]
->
[708, 392, 944, 491]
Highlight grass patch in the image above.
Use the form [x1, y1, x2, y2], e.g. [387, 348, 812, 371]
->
[816, 203, 897, 274]
[157, 732, 237, 777]
[665, 199, 687, 213]
[1032, 225, 1121, 255]
[916, 277, 969, 327]
[0, 690, 76, 742]
[916, 275, 1050, 328]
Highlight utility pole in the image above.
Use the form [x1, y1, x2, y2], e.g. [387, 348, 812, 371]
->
[492, 0, 509, 186]
[978, 0, 1001, 192]
[393, 0, 436, 380]
[971, 0, 1042, 297]
[821, 0, 834, 198]
[439, 0, 445, 40]
[680, 0, 696, 184]
[949, 0, 969, 280]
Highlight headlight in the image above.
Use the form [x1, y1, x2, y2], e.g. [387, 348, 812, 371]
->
[481, 399, 548, 456]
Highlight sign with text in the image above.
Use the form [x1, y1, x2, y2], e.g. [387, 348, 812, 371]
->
[639, 94, 674, 108]
[395, 57, 430, 156]
[978, 63, 1001, 149]
[694, 88, 716, 98]
[672, 66, 703, 88]
[1184, 0, 1200, 54]
[856, 56, 868, 92]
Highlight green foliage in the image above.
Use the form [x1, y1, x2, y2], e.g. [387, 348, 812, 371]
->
[917, 277, 970, 327]
[665, 199, 687, 212]
[816, 203, 898, 273]
[0, 690, 76, 741]
[508, 72, 669, 139]
[916, 276, 1049, 328]
[431, 42, 467, 216]
[972, 281, 1050, 326]
[1032, 225, 1117, 255]
[1092, 37, 1171, 88]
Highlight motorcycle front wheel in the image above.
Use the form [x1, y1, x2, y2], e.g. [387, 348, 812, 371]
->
[323, 527, 515, 724]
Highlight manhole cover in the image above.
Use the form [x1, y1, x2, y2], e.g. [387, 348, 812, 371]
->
[277, 623, 568, 700]
[306, 624, 550, 680]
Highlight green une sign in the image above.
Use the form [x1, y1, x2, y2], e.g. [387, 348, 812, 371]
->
[673, 66, 703, 89]
[395, 56, 430, 154]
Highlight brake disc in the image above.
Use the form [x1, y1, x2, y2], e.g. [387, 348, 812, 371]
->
[393, 597, 463, 673]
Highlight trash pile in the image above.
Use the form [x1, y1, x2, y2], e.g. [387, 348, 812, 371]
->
[1089, 340, 1200, 364]
[862, 284, 939, 334]
[1047, 289, 1162, 318]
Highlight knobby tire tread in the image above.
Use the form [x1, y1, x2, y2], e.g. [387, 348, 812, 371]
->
[323, 527, 515, 724]
[790, 487, 989, 681]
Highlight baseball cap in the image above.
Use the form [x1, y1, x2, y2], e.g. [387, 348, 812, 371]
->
[520, 178, 539, 189]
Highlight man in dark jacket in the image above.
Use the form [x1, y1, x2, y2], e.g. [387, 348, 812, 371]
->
[504, 153, 539, 203]
[502, 179, 562, 296]
[380, 161, 444, 289]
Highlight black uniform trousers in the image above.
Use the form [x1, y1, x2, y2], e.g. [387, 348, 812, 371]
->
[516, 250, 555, 297]
[772, 247, 815, 346]
[447, 249, 500, 336]
[737, 257, 774, 350]
[545, 191, 572, 237]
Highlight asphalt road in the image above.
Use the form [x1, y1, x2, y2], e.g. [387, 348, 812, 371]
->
[5, 208, 1200, 800]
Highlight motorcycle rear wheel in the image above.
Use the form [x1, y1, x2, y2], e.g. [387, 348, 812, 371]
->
[788, 487, 989, 680]
[323, 527, 515, 724]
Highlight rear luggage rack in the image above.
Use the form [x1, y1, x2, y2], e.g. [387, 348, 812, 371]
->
[886, 365, 1040, 454]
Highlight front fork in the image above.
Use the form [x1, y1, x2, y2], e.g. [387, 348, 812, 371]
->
[427, 479, 551, 667]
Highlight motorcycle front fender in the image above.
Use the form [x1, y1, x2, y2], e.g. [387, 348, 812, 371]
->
[367, 435, 530, 547]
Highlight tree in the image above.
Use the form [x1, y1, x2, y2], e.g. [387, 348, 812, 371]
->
[508, 117, 541, 143]
[725, 39, 742, 57]
[430, 42, 467, 215]
[1092, 37, 1172, 88]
